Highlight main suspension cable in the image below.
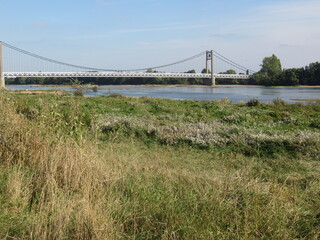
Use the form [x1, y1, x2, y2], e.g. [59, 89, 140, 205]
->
[213, 50, 256, 73]
[1, 41, 206, 72]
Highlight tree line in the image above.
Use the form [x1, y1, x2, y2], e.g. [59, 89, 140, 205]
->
[7, 75, 207, 86]
[248, 55, 320, 86]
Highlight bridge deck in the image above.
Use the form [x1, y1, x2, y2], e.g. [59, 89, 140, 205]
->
[4, 72, 249, 79]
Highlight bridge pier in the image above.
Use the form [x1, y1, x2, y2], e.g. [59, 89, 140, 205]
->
[211, 77, 216, 86]
[0, 42, 5, 89]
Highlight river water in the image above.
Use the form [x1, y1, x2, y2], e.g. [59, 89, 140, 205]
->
[7, 85, 320, 103]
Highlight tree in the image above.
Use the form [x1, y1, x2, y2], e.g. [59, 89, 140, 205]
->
[305, 62, 320, 85]
[201, 68, 210, 74]
[251, 55, 282, 86]
[185, 69, 196, 73]
[14, 77, 27, 84]
[146, 68, 157, 73]
[217, 69, 238, 84]
[281, 69, 299, 86]
[222, 69, 236, 74]
[260, 54, 282, 77]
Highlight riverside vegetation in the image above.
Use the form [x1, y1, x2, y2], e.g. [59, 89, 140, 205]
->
[0, 90, 319, 239]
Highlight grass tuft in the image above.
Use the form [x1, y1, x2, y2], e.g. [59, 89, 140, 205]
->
[247, 98, 261, 107]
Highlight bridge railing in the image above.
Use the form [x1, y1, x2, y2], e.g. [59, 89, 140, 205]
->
[4, 72, 250, 79]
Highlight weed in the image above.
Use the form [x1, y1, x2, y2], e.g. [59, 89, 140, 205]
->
[273, 98, 287, 106]
[107, 93, 124, 98]
[92, 86, 98, 92]
[247, 98, 261, 107]
[74, 89, 84, 97]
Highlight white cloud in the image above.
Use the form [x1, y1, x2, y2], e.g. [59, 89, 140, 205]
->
[239, 0, 320, 44]
[205, 0, 320, 69]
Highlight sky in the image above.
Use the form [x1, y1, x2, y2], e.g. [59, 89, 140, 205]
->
[1, 0, 320, 72]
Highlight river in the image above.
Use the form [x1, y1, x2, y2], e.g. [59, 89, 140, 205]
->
[7, 85, 320, 103]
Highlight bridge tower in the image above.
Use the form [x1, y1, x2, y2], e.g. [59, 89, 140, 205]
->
[206, 50, 215, 86]
[211, 50, 215, 86]
[0, 42, 5, 89]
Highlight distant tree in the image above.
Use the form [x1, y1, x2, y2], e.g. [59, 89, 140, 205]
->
[14, 77, 26, 84]
[260, 54, 282, 77]
[201, 68, 210, 74]
[250, 72, 269, 85]
[146, 68, 157, 73]
[281, 69, 299, 86]
[185, 69, 196, 73]
[305, 62, 320, 85]
[217, 69, 239, 84]
[221, 69, 237, 74]
[251, 54, 282, 86]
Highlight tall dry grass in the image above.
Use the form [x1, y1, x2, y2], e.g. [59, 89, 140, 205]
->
[0, 96, 121, 239]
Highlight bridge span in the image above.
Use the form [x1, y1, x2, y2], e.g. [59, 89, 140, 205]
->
[0, 41, 255, 88]
[4, 72, 249, 80]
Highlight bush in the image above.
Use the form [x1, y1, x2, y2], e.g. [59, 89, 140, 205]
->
[246, 98, 260, 107]
[74, 89, 84, 97]
[92, 86, 98, 92]
[273, 98, 287, 106]
[107, 93, 124, 98]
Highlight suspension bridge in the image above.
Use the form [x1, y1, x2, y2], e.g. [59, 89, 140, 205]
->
[0, 41, 255, 88]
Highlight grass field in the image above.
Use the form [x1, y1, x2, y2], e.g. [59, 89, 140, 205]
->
[0, 90, 319, 239]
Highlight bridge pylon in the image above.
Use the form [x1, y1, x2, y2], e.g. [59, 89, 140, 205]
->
[0, 42, 5, 89]
[206, 50, 215, 86]
[211, 50, 215, 86]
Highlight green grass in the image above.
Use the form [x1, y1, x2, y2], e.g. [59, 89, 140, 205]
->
[0, 91, 319, 239]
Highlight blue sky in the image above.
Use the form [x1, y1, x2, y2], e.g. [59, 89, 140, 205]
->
[1, 0, 320, 71]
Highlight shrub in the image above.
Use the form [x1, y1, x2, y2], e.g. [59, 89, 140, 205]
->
[92, 86, 98, 92]
[247, 98, 260, 107]
[74, 89, 84, 97]
[273, 98, 287, 106]
[107, 93, 124, 98]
